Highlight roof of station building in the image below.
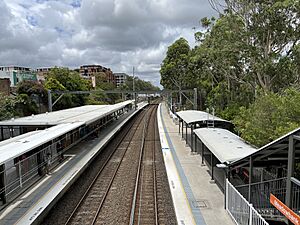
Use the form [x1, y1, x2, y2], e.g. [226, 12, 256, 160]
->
[0, 122, 84, 165]
[176, 110, 230, 125]
[0, 100, 133, 126]
[194, 128, 258, 164]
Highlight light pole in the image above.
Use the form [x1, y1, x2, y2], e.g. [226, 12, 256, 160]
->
[133, 66, 137, 109]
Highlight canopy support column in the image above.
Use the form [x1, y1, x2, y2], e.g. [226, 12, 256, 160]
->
[286, 135, 295, 208]
[248, 156, 253, 202]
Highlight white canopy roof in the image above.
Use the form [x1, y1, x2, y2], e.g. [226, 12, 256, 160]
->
[0, 100, 133, 126]
[194, 128, 258, 164]
[0, 122, 84, 165]
[176, 110, 229, 125]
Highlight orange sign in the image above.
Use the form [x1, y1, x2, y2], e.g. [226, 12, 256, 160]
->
[270, 194, 300, 225]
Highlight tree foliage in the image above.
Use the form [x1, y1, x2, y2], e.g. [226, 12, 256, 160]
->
[45, 67, 90, 110]
[160, 0, 300, 146]
[0, 94, 21, 120]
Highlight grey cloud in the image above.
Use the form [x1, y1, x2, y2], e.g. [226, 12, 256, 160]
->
[0, 0, 215, 87]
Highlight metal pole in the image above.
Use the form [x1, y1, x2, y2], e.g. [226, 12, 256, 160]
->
[179, 89, 182, 110]
[211, 152, 214, 180]
[286, 135, 295, 208]
[194, 88, 197, 110]
[48, 90, 52, 112]
[248, 156, 253, 202]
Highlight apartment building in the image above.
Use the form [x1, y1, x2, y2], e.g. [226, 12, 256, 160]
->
[79, 65, 116, 86]
[114, 73, 128, 87]
[0, 66, 37, 87]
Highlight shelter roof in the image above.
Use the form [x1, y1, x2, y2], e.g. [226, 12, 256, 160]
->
[0, 100, 133, 126]
[176, 110, 230, 125]
[194, 128, 258, 164]
[0, 122, 84, 165]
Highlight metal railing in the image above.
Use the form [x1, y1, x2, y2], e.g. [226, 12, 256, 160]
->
[235, 178, 287, 217]
[235, 176, 300, 218]
[291, 177, 300, 215]
[226, 179, 269, 225]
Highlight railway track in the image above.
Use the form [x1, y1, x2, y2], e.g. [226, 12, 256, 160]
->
[131, 106, 158, 225]
[43, 104, 176, 225]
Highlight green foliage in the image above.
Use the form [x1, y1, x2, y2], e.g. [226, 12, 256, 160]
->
[45, 68, 90, 110]
[160, 1, 300, 146]
[234, 88, 300, 147]
[0, 94, 21, 120]
[15, 94, 38, 116]
[17, 80, 48, 105]
[160, 37, 191, 89]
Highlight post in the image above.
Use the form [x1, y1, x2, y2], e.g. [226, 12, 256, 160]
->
[0, 127, 3, 141]
[191, 124, 194, 151]
[19, 161, 22, 188]
[181, 120, 184, 139]
[179, 89, 182, 110]
[211, 152, 214, 180]
[48, 89, 52, 112]
[225, 179, 229, 210]
[249, 204, 253, 225]
[179, 119, 181, 134]
[248, 156, 253, 202]
[185, 123, 188, 145]
[194, 88, 197, 110]
[201, 143, 205, 165]
[286, 135, 295, 208]
[195, 136, 198, 153]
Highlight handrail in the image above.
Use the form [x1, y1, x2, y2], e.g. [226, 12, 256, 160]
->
[291, 177, 300, 186]
[236, 177, 287, 188]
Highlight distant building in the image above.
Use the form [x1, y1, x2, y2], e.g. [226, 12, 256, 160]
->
[0, 78, 10, 95]
[79, 65, 116, 86]
[36, 67, 52, 82]
[114, 73, 128, 87]
[0, 66, 37, 87]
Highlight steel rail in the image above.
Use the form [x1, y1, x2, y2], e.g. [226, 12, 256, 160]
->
[129, 105, 157, 225]
[90, 106, 154, 225]
[64, 107, 147, 225]
[153, 107, 159, 225]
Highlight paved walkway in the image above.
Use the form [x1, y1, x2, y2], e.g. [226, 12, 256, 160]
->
[160, 103, 234, 225]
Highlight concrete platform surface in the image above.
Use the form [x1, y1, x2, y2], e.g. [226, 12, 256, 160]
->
[159, 103, 234, 225]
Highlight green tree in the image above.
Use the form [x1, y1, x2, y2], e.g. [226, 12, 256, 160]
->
[234, 88, 300, 147]
[45, 68, 90, 109]
[160, 37, 191, 90]
[0, 94, 21, 120]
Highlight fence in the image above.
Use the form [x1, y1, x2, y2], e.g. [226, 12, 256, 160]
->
[226, 179, 269, 225]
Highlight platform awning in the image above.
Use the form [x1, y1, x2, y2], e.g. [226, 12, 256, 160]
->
[194, 128, 258, 164]
[176, 110, 230, 125]
[0, 100, 134, 126]
[0, 122, 84, 165]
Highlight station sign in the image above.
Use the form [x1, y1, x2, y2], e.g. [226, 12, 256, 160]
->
[270, 194, 300, 225]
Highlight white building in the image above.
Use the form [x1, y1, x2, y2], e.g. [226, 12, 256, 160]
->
[0, 66, 37, 87]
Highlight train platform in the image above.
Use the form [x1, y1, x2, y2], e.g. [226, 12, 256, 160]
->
[157, 103, 234, 225]
[0, 103, 147, 225]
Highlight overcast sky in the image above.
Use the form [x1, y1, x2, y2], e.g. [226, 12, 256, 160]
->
[0, 0, 216, 87]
